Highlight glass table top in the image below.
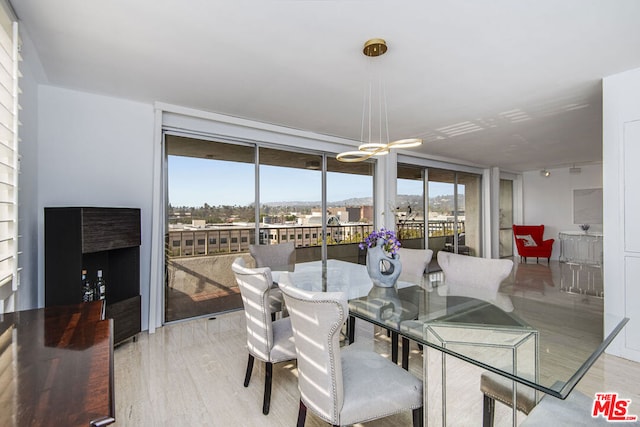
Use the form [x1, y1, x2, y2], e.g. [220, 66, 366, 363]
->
[277, 259, 628, 399]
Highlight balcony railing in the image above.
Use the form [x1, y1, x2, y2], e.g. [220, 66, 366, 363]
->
[167, 220, 464, 258]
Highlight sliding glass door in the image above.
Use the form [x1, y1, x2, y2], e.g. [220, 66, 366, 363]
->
[397, 164, 425, 249]
[164, 134, 377, 322]
[427, 168, 482, 258]
[258, 147, 322, 261]
[326, 157, 374, 263]
[396, 164, 483, 260]
[165, 135, 255, 322]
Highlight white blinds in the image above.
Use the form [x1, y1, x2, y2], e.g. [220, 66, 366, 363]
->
[0, 2, 18, 313]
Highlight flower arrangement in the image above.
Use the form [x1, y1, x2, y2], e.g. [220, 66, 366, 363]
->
[359, 228, 401, 256]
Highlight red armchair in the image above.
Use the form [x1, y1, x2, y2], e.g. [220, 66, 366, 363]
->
[512, 225, 554, 263]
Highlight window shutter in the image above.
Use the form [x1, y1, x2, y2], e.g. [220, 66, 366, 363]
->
[0, 1, 19, 314]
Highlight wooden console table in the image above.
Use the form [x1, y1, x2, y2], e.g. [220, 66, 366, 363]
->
[0, 301, 115, 426]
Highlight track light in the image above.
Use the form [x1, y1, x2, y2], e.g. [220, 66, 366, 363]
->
[540, 169, 551, 177]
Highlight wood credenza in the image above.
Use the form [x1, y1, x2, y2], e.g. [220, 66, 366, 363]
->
[0, 301, 115, 426]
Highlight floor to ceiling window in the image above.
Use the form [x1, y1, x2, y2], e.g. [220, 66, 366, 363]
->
[427, 168, 482, 258]
[397, 164, 425, 249]
[258, 147, 322, 257]
[165, 135, 255, 322]
[326, 157, 375, 263]
[396, 163, 483, 259]
[164, 134, 376, 322]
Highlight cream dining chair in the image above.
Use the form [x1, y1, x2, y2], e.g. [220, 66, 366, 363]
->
[231, 257, 297, 415]
[249, 242, 296, 272]
[397, 248, 433, 288]
[249, 242, 295, 319]
[435, 251, 530, 427]
[394, 248, 434, 367]
[280, 281, 424, 427]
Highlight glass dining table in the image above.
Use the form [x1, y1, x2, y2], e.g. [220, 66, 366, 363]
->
[276, 258, 628, 426]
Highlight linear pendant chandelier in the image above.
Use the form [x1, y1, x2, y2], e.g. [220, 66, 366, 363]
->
[337, 38, 422, 163]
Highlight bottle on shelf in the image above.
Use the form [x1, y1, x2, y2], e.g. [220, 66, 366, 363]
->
[81, 269, 93, 302]
[96, 269, 106, 301]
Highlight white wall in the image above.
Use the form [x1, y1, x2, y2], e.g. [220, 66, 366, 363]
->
[521, 164, 602, 260]
[603, 66, 640, 362]
[37, 86, 155, 329]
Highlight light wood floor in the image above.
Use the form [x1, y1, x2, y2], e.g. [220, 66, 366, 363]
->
[113, 261, 640, 426]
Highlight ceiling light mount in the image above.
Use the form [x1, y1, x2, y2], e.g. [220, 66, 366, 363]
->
[363, 38, 388, 57]
[569, 164, 582, 174]
[337, 39, 422, 163]
[541, 169, 551, 177]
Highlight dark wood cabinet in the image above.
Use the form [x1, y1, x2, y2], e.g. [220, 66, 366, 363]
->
[45, 207, 141, 344]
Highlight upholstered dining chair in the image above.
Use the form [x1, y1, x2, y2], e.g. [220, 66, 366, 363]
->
[436, 251, 513, 295]
[231, 258, 297, 415]
[393, 248, 434, 367]
[518, 390, 611, 426]
[435, 252, 527, 427]
[280, 281, 424, 427]
[481, 371, 537, 427]
[397, 248, 434, 288]
[249, 242, 296, 272]
[249, 242, 295, 319]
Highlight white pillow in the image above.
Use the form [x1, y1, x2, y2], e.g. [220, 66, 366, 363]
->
[515, 234, 537, 247]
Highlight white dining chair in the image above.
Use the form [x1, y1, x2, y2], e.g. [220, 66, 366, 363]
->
[519, 390, 611, 426]
[481, 371, 537, 427]
[436, 252, 526, 426]
[231, 258, 297, 415]
[249, 242, 296, 272]
[392, 248, 433, 368]
[249, 242, 295, 319]
[397, 248, 433, 288]
[437, 251, 513, 295]
[280, 281, 423, 427]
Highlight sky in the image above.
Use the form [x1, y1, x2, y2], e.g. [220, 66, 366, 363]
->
[168, 155, 457, 207]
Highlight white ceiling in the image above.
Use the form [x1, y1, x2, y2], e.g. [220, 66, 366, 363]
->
[11, 0, 640, 172]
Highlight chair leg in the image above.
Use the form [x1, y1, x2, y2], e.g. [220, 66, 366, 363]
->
[244, 354, 254, 387]
[271, 312, 276, 321]
[348, 315, 355, 344]
[483, 394, 495, 427]
[391, 331, 399, 364]
[412, 406, 424, 427]
[296, 400, 307, 427]
[402, 337, 410, 370]
[263, 362, 273, 415]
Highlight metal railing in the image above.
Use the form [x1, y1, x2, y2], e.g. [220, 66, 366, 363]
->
[167, 220, 464, 258]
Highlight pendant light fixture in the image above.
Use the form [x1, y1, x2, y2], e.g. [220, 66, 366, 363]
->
[337, 39, 422, 163]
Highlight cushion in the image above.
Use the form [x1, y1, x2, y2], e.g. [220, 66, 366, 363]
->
[481, 371, 537, 414]
[339, 345, 423, 425]
[516, 234, 537, 247]
[520, 390, 612, 426]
